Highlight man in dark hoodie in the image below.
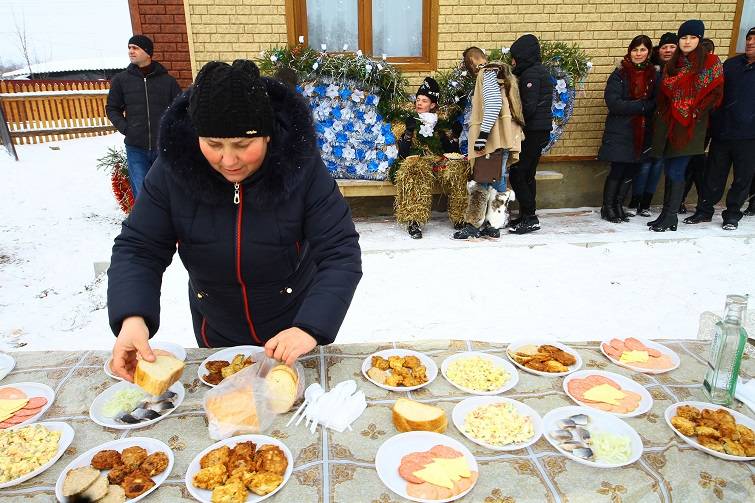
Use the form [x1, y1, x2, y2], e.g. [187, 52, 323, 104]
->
[106, 35, 182, 199]
[508, 34, 554, 234]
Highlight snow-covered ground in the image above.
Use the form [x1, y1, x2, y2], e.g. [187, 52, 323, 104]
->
[1, 134, 753, 352]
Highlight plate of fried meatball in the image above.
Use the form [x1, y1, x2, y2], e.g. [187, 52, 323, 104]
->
[186, 434, 292, 502]
[55, 437, 173, 502]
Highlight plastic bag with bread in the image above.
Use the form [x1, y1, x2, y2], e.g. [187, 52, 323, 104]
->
[203, 355, 305, 440]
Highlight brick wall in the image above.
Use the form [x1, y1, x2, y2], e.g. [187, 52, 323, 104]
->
[184, 0, 289, 66]
[128, 0, 194, 88]
[181, 0, 739, 157]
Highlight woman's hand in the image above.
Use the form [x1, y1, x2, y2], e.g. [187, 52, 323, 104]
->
[111, 316, 155, 382]
[265, 327, 317, 366]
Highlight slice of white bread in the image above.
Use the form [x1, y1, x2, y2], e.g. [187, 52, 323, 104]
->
[134, 355, 185, 396]
[205, 386, 260, 430]
[392, 397, 447, 433]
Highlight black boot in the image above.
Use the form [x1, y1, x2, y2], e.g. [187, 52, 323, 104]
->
[615, 178, 633, 221]
[628, 195, 641, 210]
[601, 178, 622, 223]
[650, 180, 684, 232]
[683, 212, 712, 224]
[743, 200, 755, 217]
[648, 179, 671, 226]
[637, 192, 653, 217]
[453, 223, 481, 240]
[407, 221, 422, 239]
[480, 221, 500, 239]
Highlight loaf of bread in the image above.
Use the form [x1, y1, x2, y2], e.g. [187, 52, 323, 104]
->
[392, 397, 447, 433]
[266, 364, 299, 414]
[134, 355, 185, 396]
[205, 386, 260, 431]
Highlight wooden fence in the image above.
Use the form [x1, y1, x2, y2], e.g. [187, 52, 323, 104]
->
[0, 80, 116, 145]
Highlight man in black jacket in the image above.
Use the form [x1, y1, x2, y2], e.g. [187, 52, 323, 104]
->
[106, 35, 181, 199]
[508, 34, 554, 234]
[684, 27, 755, 230]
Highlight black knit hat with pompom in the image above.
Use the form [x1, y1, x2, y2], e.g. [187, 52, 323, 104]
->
[189, 60, 274, 138]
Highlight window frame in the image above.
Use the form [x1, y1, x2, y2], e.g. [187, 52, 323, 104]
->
[729, 0, 752, 56]
[285, 0, 438, 72]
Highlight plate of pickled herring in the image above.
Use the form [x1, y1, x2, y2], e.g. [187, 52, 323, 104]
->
[441, 352, 517, 395]
[600, 337, 679, 374]
[665, 401, 755, 461]
[452, 396, 542, 451]
[543, 406, 642, 468]
[563, 370, 653, 418]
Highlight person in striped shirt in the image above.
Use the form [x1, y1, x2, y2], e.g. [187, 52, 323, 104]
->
[454, 47, 524, 240]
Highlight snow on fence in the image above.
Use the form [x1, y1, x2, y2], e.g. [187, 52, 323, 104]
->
[0, 80, 116, 145]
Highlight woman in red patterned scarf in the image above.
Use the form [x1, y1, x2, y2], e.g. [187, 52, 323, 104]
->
[598, 35, 657, 223]
[648, 19, 724, 232]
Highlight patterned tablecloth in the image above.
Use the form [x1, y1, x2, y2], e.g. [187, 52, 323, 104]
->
[0, 339, 753, 503]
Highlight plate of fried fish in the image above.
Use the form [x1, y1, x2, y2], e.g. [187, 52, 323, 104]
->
[198, 347, 265, 387]
[362, 349, 437, 392]
[665, 401, 755, 461]
[506, 339, 582, 377]
[55, 437, 173, 502]
[186, 434, 293, 502]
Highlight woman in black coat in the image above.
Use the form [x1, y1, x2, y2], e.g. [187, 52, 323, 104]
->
[107, 60, 362, 379]
[598, 35, 657, 223]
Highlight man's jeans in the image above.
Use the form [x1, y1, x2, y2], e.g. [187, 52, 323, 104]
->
[125, 145, 158, 200]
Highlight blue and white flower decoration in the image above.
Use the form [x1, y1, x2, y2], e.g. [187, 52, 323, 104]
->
[300, 77, 397, 180]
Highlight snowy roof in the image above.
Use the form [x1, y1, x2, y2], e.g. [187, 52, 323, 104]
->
[1, 56, 127, 79]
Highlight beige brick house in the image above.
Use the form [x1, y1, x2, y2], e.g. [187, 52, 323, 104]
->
[129, 0, 753, 207]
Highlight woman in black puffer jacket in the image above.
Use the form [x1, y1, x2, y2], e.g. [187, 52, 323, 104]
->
[598, 35, 657, 223]
[107, 60, 362, 379]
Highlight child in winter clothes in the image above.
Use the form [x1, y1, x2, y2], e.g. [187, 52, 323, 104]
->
[453, 47, 524, 240]
[393, 77, 467, 239]
[507, 34, 554, 234]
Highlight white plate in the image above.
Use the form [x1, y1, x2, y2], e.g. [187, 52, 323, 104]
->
[374, 431, 479, 503]
[55, 436, 173, 502]
[505, 339, 583, 377]
[543, 406, 642, 468]
[452, 396, 542, 451]
[185, 434, 293, 503]
[197, 346, 265, 387]
[562, 370, 653, 418]
[89, 380, 184, 430]
[104, 341, 187, 380]
[441, 352, 518, 395]
[664, 401, 755, 461]
[0, 382, 55, 428]
[361, 349, 438, 392]
[0, 422, 74, 489]
[0, 353, 15, 381]
[599, 337, 680, 374]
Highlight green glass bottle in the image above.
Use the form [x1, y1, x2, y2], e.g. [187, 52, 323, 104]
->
[703, 295, 748, 405]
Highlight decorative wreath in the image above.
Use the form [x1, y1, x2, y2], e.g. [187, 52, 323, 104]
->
[97, 147, 134, 213]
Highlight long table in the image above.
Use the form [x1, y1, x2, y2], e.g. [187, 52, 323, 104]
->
[1, 339, 753, 502]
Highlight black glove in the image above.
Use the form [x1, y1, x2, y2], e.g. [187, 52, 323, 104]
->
[474, 131, 489, 151]
[451, 122, 463, 138]
[404, 116, 418, 132]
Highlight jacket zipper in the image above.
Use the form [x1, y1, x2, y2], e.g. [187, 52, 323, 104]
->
[143, 77, 151, 151]
[234, 182, 261, 344]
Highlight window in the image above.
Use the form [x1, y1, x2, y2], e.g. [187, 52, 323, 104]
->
[730, 0, 755, 54]
[286, 0, 438, 71]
